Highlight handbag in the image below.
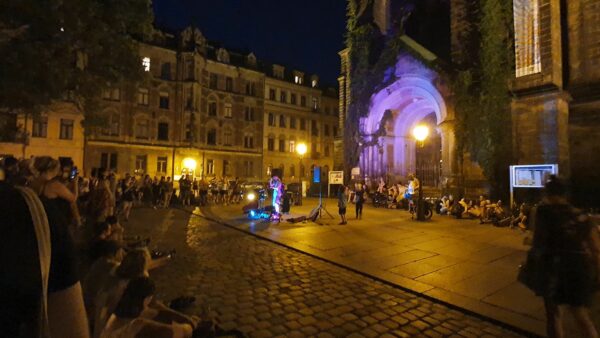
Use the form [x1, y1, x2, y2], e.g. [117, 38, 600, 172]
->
[517, 248, 554, 294]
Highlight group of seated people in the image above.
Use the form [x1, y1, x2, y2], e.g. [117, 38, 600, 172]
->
[437, 195, 529, 229]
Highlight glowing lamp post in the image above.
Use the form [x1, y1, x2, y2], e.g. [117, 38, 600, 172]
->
[296, 142, 307, 206]
[412, 125, 429, 221]
[182, 157, 197, 177]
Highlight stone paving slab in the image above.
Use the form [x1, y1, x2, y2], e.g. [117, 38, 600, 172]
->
[124, 207, 527, 338]
[200, 199, 548, 336]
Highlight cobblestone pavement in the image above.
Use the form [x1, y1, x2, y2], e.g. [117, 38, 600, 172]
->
[129, 208, 525, 338]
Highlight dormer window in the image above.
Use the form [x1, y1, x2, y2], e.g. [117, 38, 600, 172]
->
[293, 71, 304, 84]
[142, 57, 151, 72]
[312, 79, 318, 88]
[273, 65, 285, 79]
[217, 48, 230, 64]
[247, 53, 257, 67]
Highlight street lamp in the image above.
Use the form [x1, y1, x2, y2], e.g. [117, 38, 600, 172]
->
[296, 142, 307, 205]
[412, 125, 429, 221]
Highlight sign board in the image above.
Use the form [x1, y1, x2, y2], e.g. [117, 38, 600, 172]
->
[351, 167, 360, 180]
[509, 164, 558, 207]
[329, 171, 344, 184]
[510, 164, 558, 188]
[313, 166, 321, 183]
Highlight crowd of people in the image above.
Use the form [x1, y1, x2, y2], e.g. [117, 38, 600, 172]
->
[0, 156, 244, 338]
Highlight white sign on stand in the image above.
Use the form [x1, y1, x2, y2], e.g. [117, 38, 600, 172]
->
[509, 164, 558, 207]
[328, 171, 344, 197]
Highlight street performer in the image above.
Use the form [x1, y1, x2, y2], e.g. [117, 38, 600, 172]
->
[269, 175, 284, 220]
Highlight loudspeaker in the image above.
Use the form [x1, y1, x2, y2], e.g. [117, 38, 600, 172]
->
[287, 216, 306, 223]
[308, 206, 319, 221]
[271, 168, 283, 178]
[313, 166, 321, 183]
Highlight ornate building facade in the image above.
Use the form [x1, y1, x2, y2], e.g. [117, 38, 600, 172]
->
[84, 27, 338, 182]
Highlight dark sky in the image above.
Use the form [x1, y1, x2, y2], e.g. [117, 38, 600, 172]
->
[153, 0, 348, 86]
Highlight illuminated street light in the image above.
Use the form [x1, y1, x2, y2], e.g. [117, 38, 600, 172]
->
[296, 142, 307, 206]
[296, 143, 307, 156]
[412, 125, 429, 143]
[412, 125, 429, 221]
[182, 157, 197, 171]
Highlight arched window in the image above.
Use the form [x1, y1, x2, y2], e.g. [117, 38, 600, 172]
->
[207, 128, 217, 145]
[267, 135, 275, 151]
[208, 97, 217, 116]
[279, 114, 286, 127]
[289, 164, 296, 177]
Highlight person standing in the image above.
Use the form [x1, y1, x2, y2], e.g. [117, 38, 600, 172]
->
[522, 175, 600, 338]
[337, 186, 348, 225]
[354, 183, 365, 220]
[162, 177, 173, 208]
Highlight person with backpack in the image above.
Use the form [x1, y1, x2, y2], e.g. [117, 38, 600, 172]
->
[519, 175, 600, 338]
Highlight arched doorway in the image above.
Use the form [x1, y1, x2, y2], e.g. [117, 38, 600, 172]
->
[359, 73, 451, 188]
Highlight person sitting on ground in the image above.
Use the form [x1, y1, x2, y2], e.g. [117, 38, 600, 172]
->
[100, 276, 198, 338]
[83, 240, 125, 329]
[511, 203, 530, 230]
[93, 248, 171, 337]
[450, 196, 465, 218]
[439, 196, 450, 215]
[105, 215, 124, 243]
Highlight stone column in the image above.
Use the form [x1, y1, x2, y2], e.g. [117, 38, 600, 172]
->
[438, 120, 459, 188]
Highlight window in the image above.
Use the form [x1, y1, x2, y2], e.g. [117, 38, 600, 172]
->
[312, 79, 318, 88]
[207, 128, 217, 145]
[59, 119, 74, 140]
[280, 91, 286, 103]
[135, 155, 147, 173]
[312, 97, 318, 111]
[294, 75, 302, 84]
[333, 126, 338, 138]
[225, 77, 233, 92]
[244, 107, 254, 121]
[136, 119, 149, 139]
[312, 143, 318, 155]
[32, 116, 48, 138]
[207, 159, 214, 175]
[224, 128, 232, 146]
[244, 135, 254, 148]
[325, 145, 330, 157]
[267, 137, 275, 151]
[157, 156, 167, 173]
[157, 122, 169, 141]
[325, 107, 330, 115]
[244, 161, 253, 177]
[311, 120, 318, 136]
[245, 82, 255, 96]
[209, 73, 218, 89]
[142, 57, 151, 72]
[269, 89, 276, 100]
[268, 113, 275, 126]
[186, 60, 194, 80]
[159, 92, 170, 109]
[279, 139, 285, 152]
[223, 160, 230, 176]
[102, 88, 120, 101]
[102, 114, 119, 136]
[208, 101, 217, 116]
[300, 164, 305, 178]
[160, 63, 171, 80]
[138, 88, 149, 105]
[224, 103, 232, 118]
[289, 117, 296, 129]
[324, 124, 330, 136]
[289, 140, 295, 153]
[266, 165, 272, 176]
[100, 153, 118, 170]
[513, 0, 541, 77]
[290, 164, 296, 177]
[291, 93, 297, 105]
[300, 118, 306, 130]
[279, 115, 286, 128]
[300, 96, 306, 107]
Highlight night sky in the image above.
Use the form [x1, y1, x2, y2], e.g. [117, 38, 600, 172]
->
[153, 0, 348, 86]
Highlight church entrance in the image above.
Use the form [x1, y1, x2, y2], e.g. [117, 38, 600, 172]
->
[358, 66, 452, 189]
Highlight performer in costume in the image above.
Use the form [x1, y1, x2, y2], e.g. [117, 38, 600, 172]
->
[269, 175, 283, 218]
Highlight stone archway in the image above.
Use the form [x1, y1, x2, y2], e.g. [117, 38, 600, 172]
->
[359, 56, 455, 187]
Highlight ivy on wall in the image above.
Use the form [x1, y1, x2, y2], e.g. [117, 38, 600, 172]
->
[453, 0, 514, 197]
